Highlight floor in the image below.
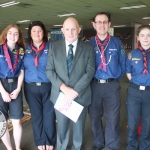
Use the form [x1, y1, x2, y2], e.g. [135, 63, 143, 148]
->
[0, 75, 129, 150]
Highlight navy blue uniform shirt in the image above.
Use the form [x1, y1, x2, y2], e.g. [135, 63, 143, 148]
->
[89, 36, 125, 79]
[24, 41, 50, 83]
[126, 48, 150, 86]
[0, 44, 24, 79]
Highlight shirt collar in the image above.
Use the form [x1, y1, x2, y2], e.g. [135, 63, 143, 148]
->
[32, 42, 43, 50]
[65, 39, 78, 48]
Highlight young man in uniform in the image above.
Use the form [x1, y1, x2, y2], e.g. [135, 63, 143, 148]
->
[88, 12, 125, 150]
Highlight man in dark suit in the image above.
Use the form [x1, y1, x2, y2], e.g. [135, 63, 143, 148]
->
[46, 17, 95, 150]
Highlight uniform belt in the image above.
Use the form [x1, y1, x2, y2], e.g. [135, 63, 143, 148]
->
[130, 83, 150, 90]
[93, 78, 115, 83]
[25, 82, 51, 86]
[1, 77, 18, 83]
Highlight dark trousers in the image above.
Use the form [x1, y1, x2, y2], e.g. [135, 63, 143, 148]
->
[126, 86, 150, 150]
[24, 82, 56, 146]
[88, 80, 121, 150]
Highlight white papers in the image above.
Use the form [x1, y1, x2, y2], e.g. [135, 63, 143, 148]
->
[54, 92, 84, 122]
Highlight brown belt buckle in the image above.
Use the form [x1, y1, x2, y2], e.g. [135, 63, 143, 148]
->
[36, 82, 41, 86]
[8, 79, 13, 83]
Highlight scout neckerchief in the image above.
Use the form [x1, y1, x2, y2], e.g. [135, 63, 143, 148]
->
[3, 42, 20, 73]
[95, 33, 110, 72]
[30, 41, 46, 66]
[138, 45, 150, 75]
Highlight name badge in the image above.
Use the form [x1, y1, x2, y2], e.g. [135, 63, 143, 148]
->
[139, 86, 145, 90]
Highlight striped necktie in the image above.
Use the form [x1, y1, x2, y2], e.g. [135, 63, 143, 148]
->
[67, 44, 74, 75]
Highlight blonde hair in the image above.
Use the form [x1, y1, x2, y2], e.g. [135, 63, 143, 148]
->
[0, 24, 25, 49]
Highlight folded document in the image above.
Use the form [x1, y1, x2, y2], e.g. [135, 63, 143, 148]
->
[54, 92, 84, 122]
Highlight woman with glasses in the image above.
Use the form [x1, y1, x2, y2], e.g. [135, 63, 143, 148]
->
[24, 21, 56, 150]
[0, 24, 25, 150]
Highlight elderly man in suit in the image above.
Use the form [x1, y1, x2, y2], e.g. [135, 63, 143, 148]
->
[46, 17, 95, 150]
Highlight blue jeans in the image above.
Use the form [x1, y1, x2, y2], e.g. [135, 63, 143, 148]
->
[126, 86, 150, 150]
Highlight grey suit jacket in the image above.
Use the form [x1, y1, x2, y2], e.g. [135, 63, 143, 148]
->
[46, 38, 95, 106]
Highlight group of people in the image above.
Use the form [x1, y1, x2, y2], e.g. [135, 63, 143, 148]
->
[0, 11, 150, 150]
[0, 21, 56, 150]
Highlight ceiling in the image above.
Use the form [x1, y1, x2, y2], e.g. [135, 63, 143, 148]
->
[0, 0, 150, 36]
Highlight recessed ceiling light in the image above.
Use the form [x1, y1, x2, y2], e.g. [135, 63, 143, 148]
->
[17, 20, 30, 23]
[142, 17, 150, 19]
[119, 5, 147, 10]
[0, 1, 15, 6]
[57, 13, 76, 17]
[25, 28, 29, 29]
[0, 1, 20, 7]
[113, 25, 126, 27]
[53, 25, 63, 27]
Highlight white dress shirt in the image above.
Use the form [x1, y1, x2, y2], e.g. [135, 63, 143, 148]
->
[65, 39, 78, 57]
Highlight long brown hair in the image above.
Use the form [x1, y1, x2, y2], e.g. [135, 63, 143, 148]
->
[0, 24, 25, 49]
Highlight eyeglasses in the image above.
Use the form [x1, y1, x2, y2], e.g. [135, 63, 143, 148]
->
[94, 21, 109, 25]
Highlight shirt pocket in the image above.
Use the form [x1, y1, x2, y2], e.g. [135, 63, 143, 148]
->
[94, 47, 99, 56]
[108, 50, 118, 64]
[0, 56, 9, 75]
[39, 52, 48, 69]
[24, 52, 34, 67]
[0, 55, 8, 68]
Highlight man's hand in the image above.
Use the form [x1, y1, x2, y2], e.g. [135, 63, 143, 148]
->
[58, 83, 79, 112]
[60, 83, 78, 100]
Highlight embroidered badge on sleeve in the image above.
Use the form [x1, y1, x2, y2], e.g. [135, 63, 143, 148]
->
[121, 45, 125, 55]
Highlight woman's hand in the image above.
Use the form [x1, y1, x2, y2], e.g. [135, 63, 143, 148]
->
[1, 91, 11, 102]
[126, 73, 132, 80]
[9, 88, 20, 99]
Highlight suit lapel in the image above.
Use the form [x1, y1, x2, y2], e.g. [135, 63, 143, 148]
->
[70, 39, 82, 73]
[60, 40, 68, 73]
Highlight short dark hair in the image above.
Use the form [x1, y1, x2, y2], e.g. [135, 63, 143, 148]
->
[92, 12, 110, 22]
[27, 21, 48, 44]
[137, 25, 150, 36]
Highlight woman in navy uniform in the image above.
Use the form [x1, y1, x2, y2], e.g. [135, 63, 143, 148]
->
[126, 25, 150, 150]
[0, 24, 25, 150]
[24, 21, 56, 150]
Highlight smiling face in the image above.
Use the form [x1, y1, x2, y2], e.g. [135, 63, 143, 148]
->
[61, 18, 81, 44]
[30, 26, 44, 44]
[92, 14, 111, 39]
[6, 27, 19, 45]
[137, 28, 150, 50]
